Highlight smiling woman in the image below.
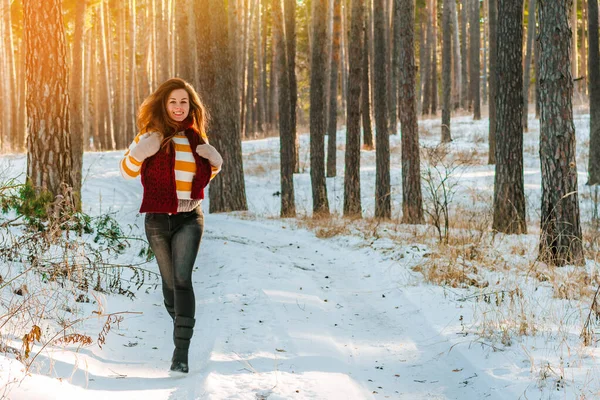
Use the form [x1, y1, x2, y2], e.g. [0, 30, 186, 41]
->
[119, 77, 223, 373]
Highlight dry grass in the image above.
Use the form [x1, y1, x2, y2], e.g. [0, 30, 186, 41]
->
[295, 213, 351, 239]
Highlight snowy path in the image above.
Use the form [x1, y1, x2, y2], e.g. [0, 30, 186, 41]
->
[6, 211, 522, 400]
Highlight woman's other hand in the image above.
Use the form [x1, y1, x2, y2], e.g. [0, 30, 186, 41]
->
[195, 144, 223, 169]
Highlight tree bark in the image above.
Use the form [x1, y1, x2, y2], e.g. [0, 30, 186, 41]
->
[129, 0, 137, 141]
[361, 15, 374, 149]
[430, 0, 438, 115]
[327, 0, 342, 177]
[534, 3, 540, 119]
[23, 0, 73, 196]
[418, 17, 425, 113]
[284, 0, 299, 172]
[344, 0, 364, 218]
[523, 0, 535, 131]
[273, 0, 296, 217]
[245, 0, 257, 138]
[442, 0, 453, 142]
[461, 0, 469, 109]
[588, 0, 600, 184]
[310, 0, 330, 215]
[99, 0, 115, 150]
[69, 0, 86, 209]
[374, 0, 391, 219]
[2, 0, 17, 151]
[422, 4, 432, 115]
[470, 0, 481, 119]
[572, 0, 579, 84]
[206, 0, 249, 212]
[538, 0, 584, 266]
[482, 0, 488, 103]
[157, 0, 170, 83]
[488, 0, 497, 163]
[399, 0, 424, 224]
[176, 0, 194, 83]
[389, 0, 401, 134]
[451, 0, 462, 109]
[493, 0, 526, 234]
[256, 0, 266, 134]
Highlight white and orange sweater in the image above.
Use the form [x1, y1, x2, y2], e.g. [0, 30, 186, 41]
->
[120, 131, 220, 209]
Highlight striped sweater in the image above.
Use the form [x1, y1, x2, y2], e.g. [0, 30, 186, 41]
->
[120, 131, 220, 200]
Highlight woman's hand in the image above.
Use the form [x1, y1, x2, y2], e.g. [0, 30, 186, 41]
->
[130, 132, 162, 161]
[196, 144, 223, 169]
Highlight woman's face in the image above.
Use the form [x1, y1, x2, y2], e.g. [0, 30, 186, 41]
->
[166, 88, 190, 122]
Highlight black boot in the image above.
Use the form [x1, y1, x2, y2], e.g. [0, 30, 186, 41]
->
[170, 316, 195, 373]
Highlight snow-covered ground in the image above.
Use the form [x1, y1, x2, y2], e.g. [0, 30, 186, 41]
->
[2, 111, 600, 399]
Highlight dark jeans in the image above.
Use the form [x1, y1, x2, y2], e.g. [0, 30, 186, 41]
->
[145, 207, 204, 321]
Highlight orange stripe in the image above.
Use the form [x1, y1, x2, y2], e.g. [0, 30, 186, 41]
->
[128, 155, 142, 167]
[210, 165, 220, 181]
[174, 160, 197, 173]
[176, 180, 193, 191]
[174, 143, 192, 152]
[121, 159, 140, 177]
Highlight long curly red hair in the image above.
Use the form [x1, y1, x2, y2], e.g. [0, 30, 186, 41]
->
[137, 78, 209, 148]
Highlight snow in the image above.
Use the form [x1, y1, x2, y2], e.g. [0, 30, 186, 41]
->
[2, 111, 600, 399]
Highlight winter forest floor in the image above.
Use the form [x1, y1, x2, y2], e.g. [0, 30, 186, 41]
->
[2, 110, 600, 399]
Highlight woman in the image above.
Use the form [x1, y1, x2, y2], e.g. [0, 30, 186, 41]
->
[120, 78, 222, 373]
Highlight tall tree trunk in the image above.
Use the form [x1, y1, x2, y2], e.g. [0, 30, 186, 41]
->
[430, 0, 438, 114]
[422, 4, 432, 115]
[399, 0, 424, 224]
[389, 0, 401, 134]
[90, 24, 100, 150]
[245, 0, 257, 138]
[84, 26, 92, 151]
[470, 0, 481, 119]
[3, 0, 17, 151]
[442, 0, 453, 142]
[488, 0, 497, 164]
[418, 17, 425, 113]
[582, 0, 588, 96]
[523, 0, 535, 131]
[99, 1, 115, 150]
[157, 0, 170, 83]
[0, 1, 6, 151]
[128, 0, 137, 140]
[451, 0, 462, 109]
[176, 0, 193, 82]
[205, 0, 248, 212]
[588, 0, 600, 185]
[327, 0, 342, 177]
[374, 0, 391, 219]
[344, 0, 365, 218]
[70, 0, 86, 210]
[572, 0, 579, 84]
[340, 1, 348, 115]
[273, 0, 296, 217]
[310, 0, 330, 215]
[239, 0, 250, 137]
[116, 2, 127, 149]
[460, 0, 469, 109]
[538, 0, 584, 266]
[361, 14, 374, 149]
[482, 0, 488, 103]
[23, 0, 73, 196]
[256, 0, 266, 134]
[534, 4, 541, 119]
[269, 48, 278, 130]
[285, 0, 299, 173]
[493, 0, 526, 234]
